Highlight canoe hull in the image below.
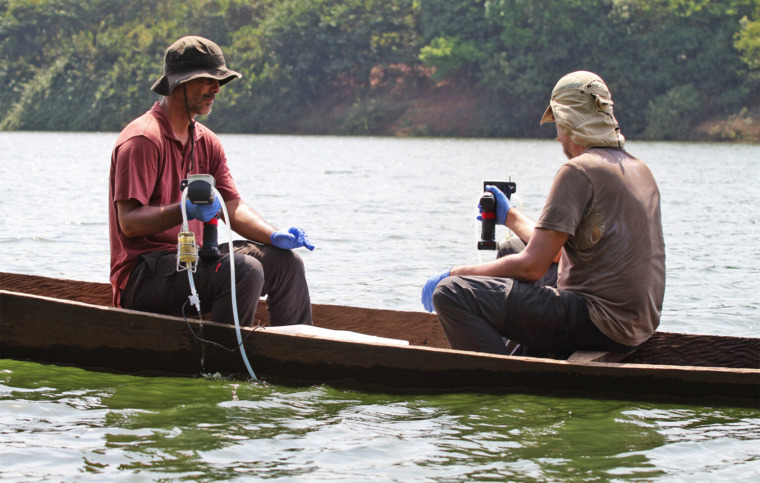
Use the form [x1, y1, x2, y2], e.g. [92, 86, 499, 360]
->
[2, 282, 758, 407]
[1, 272, 759, 406]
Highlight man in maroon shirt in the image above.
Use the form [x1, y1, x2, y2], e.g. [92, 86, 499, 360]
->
[109, 36, 314, 327]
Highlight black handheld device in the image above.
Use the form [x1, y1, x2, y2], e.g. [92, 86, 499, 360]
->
[182, 176, 221, 261]
[477, 180, 516, 250]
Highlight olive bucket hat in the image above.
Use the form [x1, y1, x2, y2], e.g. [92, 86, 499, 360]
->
[540, 71, 624, 148]
[151, 36, 242, 96]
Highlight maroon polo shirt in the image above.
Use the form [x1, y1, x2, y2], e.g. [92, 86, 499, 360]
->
[108, 102, 240, 307]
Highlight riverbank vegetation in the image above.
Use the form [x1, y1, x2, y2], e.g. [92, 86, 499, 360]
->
[1, 0, 758, 141]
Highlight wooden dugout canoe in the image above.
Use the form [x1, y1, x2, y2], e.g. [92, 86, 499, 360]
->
[0, 272, 758, 407]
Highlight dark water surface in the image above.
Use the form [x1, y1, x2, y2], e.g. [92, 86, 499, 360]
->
[1, 133, 758, 480]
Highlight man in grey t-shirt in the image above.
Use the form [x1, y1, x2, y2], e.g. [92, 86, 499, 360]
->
[421, 71, 665, 357]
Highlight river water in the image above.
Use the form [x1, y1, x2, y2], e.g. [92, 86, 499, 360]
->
[1, 132, 758, 480]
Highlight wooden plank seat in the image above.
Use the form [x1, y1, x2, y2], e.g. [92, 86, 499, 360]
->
[567, 350, 635, 363]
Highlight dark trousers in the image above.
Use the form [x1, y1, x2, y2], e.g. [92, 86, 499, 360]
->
[433, 238, 633, 357]
[121, 240, 312, 327]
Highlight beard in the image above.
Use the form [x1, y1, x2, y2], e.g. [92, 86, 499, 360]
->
[189, 94, 215, 116]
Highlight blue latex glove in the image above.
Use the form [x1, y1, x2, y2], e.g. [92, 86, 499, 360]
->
[421, 268, 451, 313]
[482, 185, 515, 225]
[271, 227, 316, 251]
[185, 197, 221, 222]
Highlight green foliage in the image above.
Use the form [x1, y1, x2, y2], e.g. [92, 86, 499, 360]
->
[434, 0, 759, 138]
[419, 0, 494, 44]
[643, 84, 702, 140]
[255, 0, 419, 97]
[735, 15, 760, 77]
[597, 0, 757, 135]
[419, 36, 486, 81]
[0, 0, 757, 140]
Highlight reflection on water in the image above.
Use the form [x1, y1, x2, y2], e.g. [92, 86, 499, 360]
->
[3, 360, 759, 481]
[0, 133, 758, 480]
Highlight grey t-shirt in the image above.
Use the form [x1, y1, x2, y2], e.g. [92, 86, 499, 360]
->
[536, 148, 665, 346]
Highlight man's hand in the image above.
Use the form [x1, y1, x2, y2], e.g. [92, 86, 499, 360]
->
[271, 227, 316, 251]
[484, 185, 515, 225]
[185, 197, 221, 222]
[421, 268, 451, 313]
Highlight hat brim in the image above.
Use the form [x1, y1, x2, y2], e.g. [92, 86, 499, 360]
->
[151, 69, 242, 96]
[540, 104, 555, 125]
